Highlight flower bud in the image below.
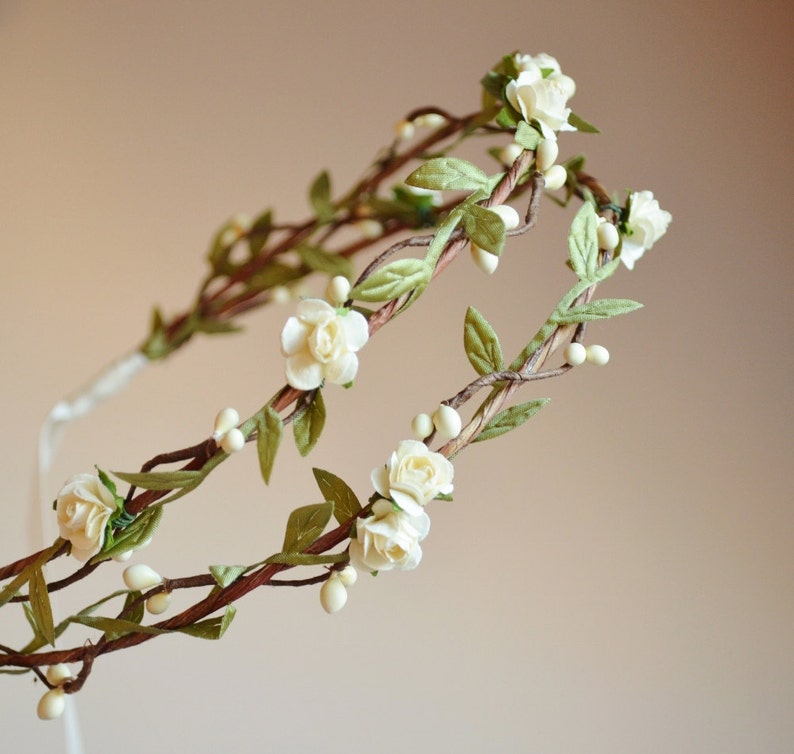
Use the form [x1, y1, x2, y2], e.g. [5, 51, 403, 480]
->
[394, 120, 415, 141]
[411, 412, 434, 440]
[470, 244, 499, 275]
[123, 564, 163, 591]
[213, 407, 240, 439]
[586, 344, 610, 366]
[230, 213, 252, 233]
[271, 286, 291, 304]
[220, 427, 246, 454]
[543, 165, 567, 191]
[535, 139, 559, 172]
[597, 221, 620, 251]
[37, 688, 65, 720]
[145, 591, 172, 615]
[414, 113, 446, 128]
[563, 342, 587, 366]
[353, 218, 383, 240]
[112, 549, 133, 563]
[432, 404, 462, 441]
[337, 565, 358, 587]
[489, 204, 520, 231]
[320, 575, 348, 614]
[219, 228, 238, 247]
[326, 275, 352, 305]
[498, 143, 524, 166]
[45, 664, 73, 686]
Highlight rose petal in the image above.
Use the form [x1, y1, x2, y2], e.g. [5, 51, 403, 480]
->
[285, 352, 324, 390]
[280, 317, 309, 356]
[324, 351, 358, 385]
[339, 310, 369, 351]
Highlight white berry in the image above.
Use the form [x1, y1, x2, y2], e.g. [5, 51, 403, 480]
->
[213, 407, 240, 439]
[45, 664, 73, 686]
[535, 139, 559, 172]
[394, 120, 415, 141]
[432, 404, 462, 441]
[326, 275, 352, 305]
[353, 218, 383, 240]
[320, 575, 348, 614]
[586, 344, 610, 366]
[220, 427, 246, 454]
[489, 204, 520, 231]
[597, 222, 620, 251]
[498, 143, 523, 165]
[411, 412, 434, 440]
[470, 244, 499, 275]
[543, 165, 567, 191]
[37, 688, 65, 720]
[123, 564, 163, 591]
[337, 565, 358, 587]
[563, 342, 587, 366]
[145, 591, 172, 615]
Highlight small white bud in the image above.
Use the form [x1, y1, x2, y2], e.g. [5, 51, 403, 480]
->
[145, 591, 172, 615]
[213, 407, 240, 439]
[320, 575, 348, 614]
[219, 228, 238, 247]
[414, 113, 446, 128]
[353, 218, 383, 240]
[45, 664, 73, 687]
[220, 428, 245, 454]
[394, 119, 415, 141]
[535, 139, 559, 172]
[597, 221, 620, 251]
[586, 344, 610, 366]
[112, 549, 133, 563]
[230, 213, 252, 233]
[37, 688, 66, 720]
[498, 143, 524, 166]
[489, 204, 520, 231]
[337, 565, 358, 587]
[470, 243, 499, 275]
[563, 342, 587, 366]
[543, 165, 567, 191]
[433, 404, 462, 441]
[123, 564, 163, 591]
[326, 275, 351, 305]
[271, 286, 291, 304]
[411, 412, 434, 440]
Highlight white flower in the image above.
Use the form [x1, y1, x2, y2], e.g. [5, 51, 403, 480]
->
[371, 439, 454, 516]
[349, 499, 430, 573]
[280, 299, 369, 390]
[56, 473, 117, 561]
[620, 190, 672, 270]
[505, 65, 576, 140]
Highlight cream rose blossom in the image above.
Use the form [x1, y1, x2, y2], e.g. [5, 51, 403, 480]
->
[56, 473, 117, 561]
[349, 499, 430, 573]
[620, 190, 672, 270]
[280, 299, 369, 390]
[371, 439, 454, 517]
[505, 59, 577, 139]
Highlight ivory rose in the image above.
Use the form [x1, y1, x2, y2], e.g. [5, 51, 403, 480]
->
[505, 61, 577, 139]
[371, 439, 454, 516]
[620, 190, 672, 270]
[349, 499, 430, 573]
[280, 299, 369, 390]
[56, 473, 117, 561]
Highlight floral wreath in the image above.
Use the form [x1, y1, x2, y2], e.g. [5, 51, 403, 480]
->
[0, 51, 671, 722]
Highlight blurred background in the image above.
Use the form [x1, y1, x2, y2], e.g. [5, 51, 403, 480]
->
[1, 1, 791, 752]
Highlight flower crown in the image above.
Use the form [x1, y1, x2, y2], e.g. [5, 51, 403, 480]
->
[0, 51, 670, 722]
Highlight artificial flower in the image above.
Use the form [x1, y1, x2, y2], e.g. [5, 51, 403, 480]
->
[55, 473, 117, 561]
[620, 191, 672, 269]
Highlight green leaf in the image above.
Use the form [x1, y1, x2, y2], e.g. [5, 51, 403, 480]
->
[464, 306, 505, 376]
[256, 406, 283, 485]
[179, 605, 236, 640]
[248, 263, 305, 292]
[350, 258, 431, 303]
[568, 203, 599, 280]
[568, 111, 600, 133]
[424, 211, 461, 268]
[112, 469, 205, 491]
[0, 540, 63, 609]
[480, 70, 508, 100]
[309, 170, 334, 222]
[312, 468, 362, 524]
[265, 552, 347, 566]
[29, 567, 55, 647]
[282, 502, 334, 553]
[474, 399, 550, 443]
[461, 203, 506, 256]
[293, 390, 326, 457]
[71, 615, 167, 641]
[496, 106, 520, 129]
[514, 121, 541, 150]
[247, 209, 273, 257]
[551, 298, 643, 325]
[297, 244, 353, 279]
[122, 589, 145, 627]
[95, 505, 164, 563]
[209, 565, 247, 589]
[405, 157, 489, 192]
[193, 317, 242, 335]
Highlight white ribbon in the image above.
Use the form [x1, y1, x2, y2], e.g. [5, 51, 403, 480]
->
[32, 350, 149, 754]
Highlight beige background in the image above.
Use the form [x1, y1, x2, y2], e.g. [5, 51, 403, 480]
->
[1, 1, 792, 752]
